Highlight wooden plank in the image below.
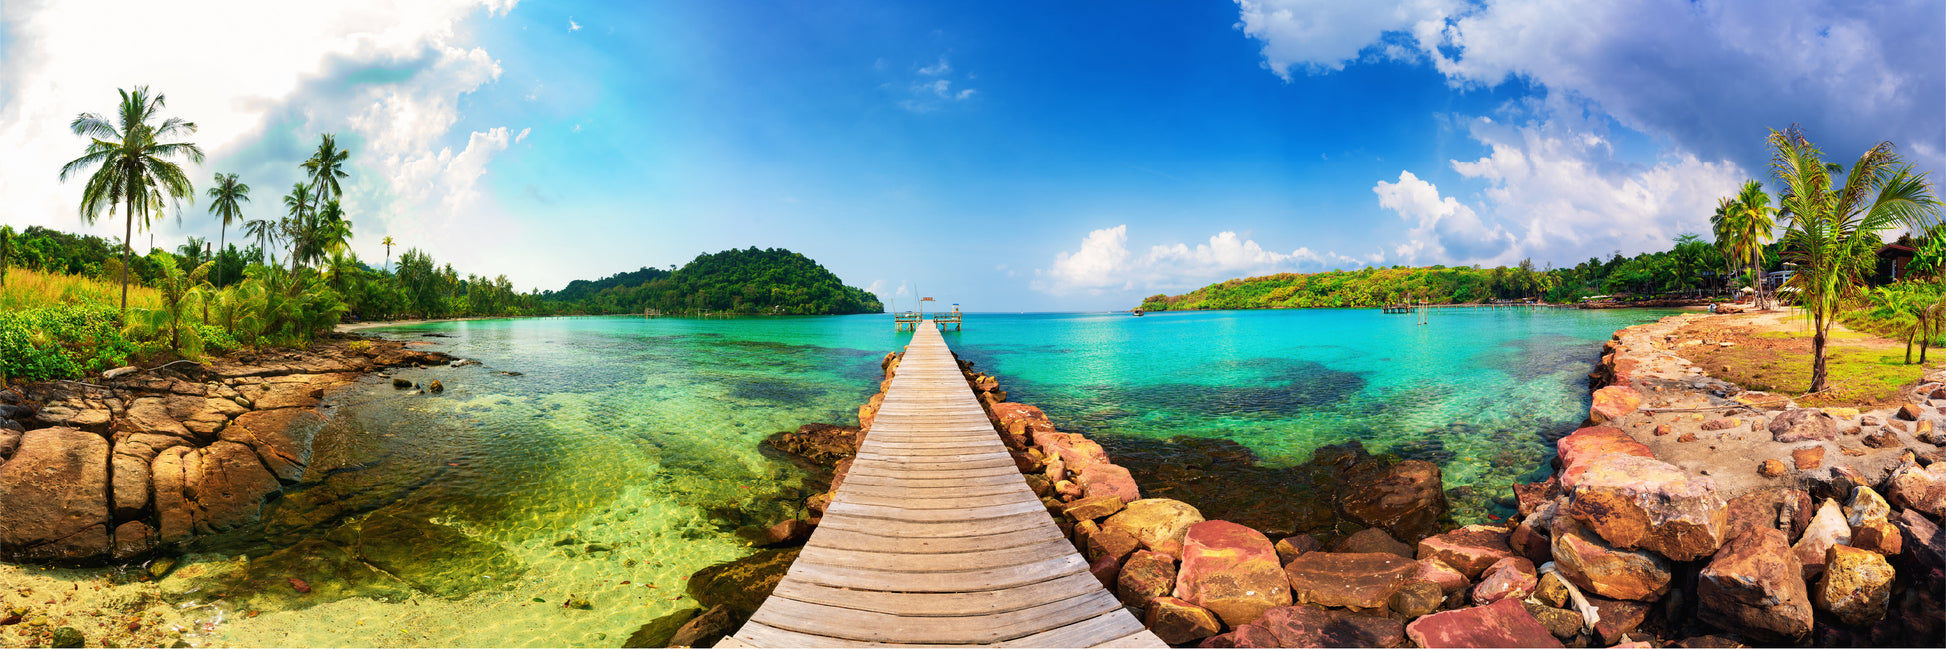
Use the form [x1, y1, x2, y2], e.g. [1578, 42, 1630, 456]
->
[711, 636, 759, 648]
[837, 472, 1025, 488]
[733, 622, 960, 648]
[785, 553, 1087, 592]
[836, 490, 1037, 511]
[748, 589, 1125, 644]
[796, 537, 1079, 573]
[997, 611, 1154, 647]
[852, 450, 1012, 464]
[813, 510, 1058, 538]
[798, 525, 1065, 555]
[767, 571, 1106, 618]
[838, 464, 1023, 480]
[1091, 630, 1171, 648]
[857, 444, 1007, 458]
[823, 498, 1044, 522]
[835, 481, 1030, 500]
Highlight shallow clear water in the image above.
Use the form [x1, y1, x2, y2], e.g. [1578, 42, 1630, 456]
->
[185, 308, 1670, 647]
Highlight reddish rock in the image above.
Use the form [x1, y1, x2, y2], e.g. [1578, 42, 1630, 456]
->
[1414, 558, 1469, 594]
[1680, 432, 1700, 443]
[1337, 459, 1448, 543]
[1565, 454, 1727, 561]
[1509, 522, 1553, 566]
[1758, 459, 1787, 477]
[762, 519, 812, 546]
[1198, 625, 1281, 648]
[988, 402, 1051, 429]
[1724, 487, 1809, 541]
[1895, 508, 1944, 577]
[1103, 498, 1204, 550]
[1145, 597, 1222, 645]
[1473, 556, 1538, 605]
[1769, 408, 1839, 443]
[1792, 499, 1850, 581]
[1701, 417, 1741, 431]
[1814, 544, 1893, 626]
[223, 408, 323, 483]
[1513, 475, 1562, 519]
[1861, 429, 1901, 448]
[1331, 527, 1414, 558]
[1284, 551, 1416, 609]
[1405, 598, 1564, 648]
[1588, 386, 1643, 425]
[1173, 520, 1291, 626]
[1556, 426, 1653, 487]
[1062, 495, 1124, 522]
[110, 520, 153, 560]
[0, 427, 111, 560]
[1846, 486, 1901, 556]
[1886, 463, 1946, 517]
[1417, 524, 1516, 579]
[1076, 462, 1140, 503]
[1698, 526, 1813, 643]
[1390, 579, 1445, 618]
[1038, 432, 1110, 473]
[1116, 549, 1177, 610]
[1085, 527, 1141, 562]
[1654, 423, 1673, 436]
[1273, 534, 1320, 564]
[1088, 554, 1121, 590]
[1791, 446, 1825, 470]
[1551, 515, 1672, 601]
[1258, 605, 1406, 648]
[1899, 402, 1927, 420]
[189, 441, 282, 534]
[1588, 596, 1653, 646]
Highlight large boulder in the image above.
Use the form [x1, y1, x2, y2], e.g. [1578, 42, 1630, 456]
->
[1103, 498, 1204, 550]
[1473, 556, 1538, 605]
[0, 427, 111, 560]
[1846, 486, 1901, 556]
[1283, 551, 1416, 609]
[1697, 526, 1813, 643]
[1791, 498, 1851, 581]
[1337, 459, 1447, 543]
[1036, 431, 1110, 473]
[1814, 544, 1894, 626]
[151, 446, 196, 544]
[1257, 605, 1406, 648]
[1414, 558, 1469, 594]
[189, 441, 282, 533]
[1886, 462, 1946, 517]
[222, 408, 325, 484]
[1551, 515, 1671, 601]
[1173, 520, 1290, 626]
[1556, 426, 1652, 485]
[1116, 549, 1177, 610]
[1769, 408, 1839, 443]
[1417, 524, 1516, 579]
[1588, 386, 1643, 425]
[1405, 598, 1564, 648]
[1564, 454, 1726, 561]
[1076, 463, 1140, 503]
[1330, 527, 1414, 558]
[1896, 508, 1944, 578]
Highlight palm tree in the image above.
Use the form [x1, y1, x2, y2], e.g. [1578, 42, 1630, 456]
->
[282, 182, 314, 271]
[1772, 125, 1942, 392]
[206, 172, 250, 287]
[302, 134, 350, 205]
[381, 235, 396, 273]
[242, 218, 281, 265]
[1711, 179, 1776, 308]
[58, 86, 205, 312]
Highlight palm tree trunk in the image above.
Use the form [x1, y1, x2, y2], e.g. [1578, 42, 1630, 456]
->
[217, 226, 226, 288]
[121, 195, 134, 313]
[1810, 315, 1831, 392]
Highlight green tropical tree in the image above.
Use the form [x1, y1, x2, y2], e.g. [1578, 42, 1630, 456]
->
[124, 255, 214, 357]
[206, 172, 250, 287]
[242, 218, 281, 265]
[302, 133, 350, 205]
[58, 86, 205, 312]
[0, 225, 13, 286]
[1710, 179, 1776, 307]
[1772, 126, 1943, 392]
[381, 235, 396, 273]
[281, 182, 314, 270]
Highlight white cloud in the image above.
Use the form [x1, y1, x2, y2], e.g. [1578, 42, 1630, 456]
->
[568, 17, 581, 31]
[1233, 0, 1945, 178]
[0, 0, 527, 280]
[1034, 225, 1363, 295]
[918, 57, 951, 76]
[1374, 116, 1745, 266]
[894, 55, 977, 113]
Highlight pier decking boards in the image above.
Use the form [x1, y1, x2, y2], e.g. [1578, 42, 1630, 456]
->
[720, 321, 1164, 648]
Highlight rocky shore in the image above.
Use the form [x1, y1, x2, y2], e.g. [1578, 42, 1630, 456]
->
[665, 313, 1944, 648]
[0, 336, 454, 565]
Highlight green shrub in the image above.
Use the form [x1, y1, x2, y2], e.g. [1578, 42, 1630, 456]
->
[0, 304, 142, 380]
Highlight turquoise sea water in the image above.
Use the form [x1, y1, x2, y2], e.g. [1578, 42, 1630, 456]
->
[181, 307, 1672, 647]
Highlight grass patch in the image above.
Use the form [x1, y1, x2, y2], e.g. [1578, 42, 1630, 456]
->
[2, 267, 160, 311]
[1683, 338, 1930, 407]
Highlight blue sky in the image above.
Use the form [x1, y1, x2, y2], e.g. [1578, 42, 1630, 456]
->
[3, 1, 1941, 310]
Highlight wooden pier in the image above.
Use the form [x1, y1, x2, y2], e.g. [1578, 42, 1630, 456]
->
[894, 299, 964, 332]
[720, 321, 1162, 647]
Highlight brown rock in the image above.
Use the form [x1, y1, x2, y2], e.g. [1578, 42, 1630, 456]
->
[1076, 463, 1140, 503]
[1088, 554, 1121, 590]
[1522, 601, 1583, 640]
[1587, 595, 1652, 646]
[1533, 571, 1571, 608]
[1145, 597, 1222, 645]
[1655, 423, 1673, 436]
[1273, 534, 1321, 564]
[1769, 408, 1839, 442]
[1417, 524, 1516, 579]
[1886, 462, 1946, 517]
[1173, 520, 1290, 626]
[1414, 558, 1469, 595]
[1894, 507, 1944, 577]
[667, 604, 734, 648]
[1391, 580, 1444, 619]
[762, 519, 812, 546]
[1102, 498, 1204, 550]
[1509, 522, 1554, 567]
[1062, 495, 1125, 522]
[1679, 432, 1699, 443]
[109, 445, 153, 520]
[1258, 605, 1406, 648]
[1814, 544, 1893, 626]
[1473, 556, 1538, 605]
[222, 408, 324, 484]
[1791, 446, 1825, 470]
[1899, 402, 1927, 420]
[1698, 526, 1813, 643]
[151, 446, 195, 544]
[1701, 418, 1741, 431]
[0, 427, 111, 559]
[1086, 528, 1140, 562]
[1405, 598, 1564, 648]
[1284, 551, 1416, 609]
[1198, 624, 1280, 648]
[1846, 486, 1901, 556]
[1337, 459, 1447, 543]
[1556, 426, 1652, 487]
[1117, 549, 1176, 610]
[110, 520, 153, 560]
[1513, 475, 1562, 519]
[1330, 527, 1414, 558]
[1565, 454, 1727, 561]
[1862, 429, 1901, 448]
[1758, 459, 1787, 477]
[1551, 515, 1672, 601]
[1792, 499, 1850, 581]
[190, 441, 282, 533]
[1589, 385, 1643, 425]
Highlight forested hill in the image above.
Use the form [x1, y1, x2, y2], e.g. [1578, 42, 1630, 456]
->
[543, 247, 884, 315]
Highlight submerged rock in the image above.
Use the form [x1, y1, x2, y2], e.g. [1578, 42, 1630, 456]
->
[354, 510, 524, 599]
[1337, 459, 1447, 543]
[687, 548, 799, 616]
[623, 607, 700, 648]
